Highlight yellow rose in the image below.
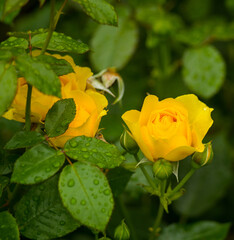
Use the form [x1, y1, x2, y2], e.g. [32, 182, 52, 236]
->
[3, 54, 108, 147]
[122, 94, 213, 161]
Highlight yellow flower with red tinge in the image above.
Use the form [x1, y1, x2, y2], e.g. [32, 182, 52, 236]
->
[122, 94, 213, 162]
[3, 54, 108, 147]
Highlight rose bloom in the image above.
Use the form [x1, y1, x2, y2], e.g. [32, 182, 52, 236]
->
[122, 94, 213, 161]
[3, 54, 108, 147]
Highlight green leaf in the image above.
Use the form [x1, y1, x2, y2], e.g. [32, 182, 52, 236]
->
[45, 98, 76, 138]
[0, 211, 20, 240]
[0, 49, 13, 61]
[0, 1, 20, 24]
[35, 55, 74, 76]
[174, 134, 232, 217]
[90, 16, 138, 71]
[2, 0, 28, 17]
[106, 167, 133, 197]
[31, 32, 89, 54]
[182, 45, 225, 98]
[4, 131, 44, 149]
[158, 221, 231, 240]
[0, 176, 9, 197]
[15, 175, 80, 240]
[15, 54, 61, 97]
[59, 162, 114, 232]
[8, 28, 48, 39]
[39, 0, 46, 7]
[0, 37, 28, 49]
[64, 136, 125, 169]
[0, 62, 17, 116]
[73, 0, 117, 26]
[11, 143, 65, 184]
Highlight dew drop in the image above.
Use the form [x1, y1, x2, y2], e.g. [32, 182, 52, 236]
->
[67, 179, 75, 187]
[101, 208, 106, 213]
[60, 220, 65, 226]
[70, 197, 77, 205]
[103, 189, 110, 196]
[69, 140, 78, 147]
[45, 167, 51, 172]
[93, 179, 99, 185]
[105, 152, 112, 157]
[81, 147, 87, 152]
[80, 200, 86, 205]
[53, 162, 60, 168]
[34, 176, 42, 183]
[83, 154, 89, 159]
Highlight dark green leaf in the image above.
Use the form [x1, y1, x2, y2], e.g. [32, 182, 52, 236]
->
[106, 167, 133, 197]
[15, 54, 61, 97]
[15, 175, 80, 240]
[45, 98, 76, 138]
[0, 62, 17, 116]
[31, 32, 89, 54]
[39, 0, 46, 7]
[73, 0, 117, 26]
[0, 37, 28, 49]
[64, 136, 125, 169]
[0, 1, 20, 24]
[4, 131, 44, 149]
[158, 221, 231, 240]
[0, 211, 20, 240]
[174, 134, 232, 217]
[59, 162, 114, 232]
[182, 45, 225, 98]
[0, 176, 9, 197]
[35, 55, 74, 76]
[90, 16, 138, 71]
[11, 143, 65, 184]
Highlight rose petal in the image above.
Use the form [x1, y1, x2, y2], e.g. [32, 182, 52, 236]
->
[165, 145, 196, 161]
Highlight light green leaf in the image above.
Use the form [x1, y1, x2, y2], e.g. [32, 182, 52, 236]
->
[158, 221, 230, 240]
[0, 211, 20, 240]
[0, 62, 17, 116]
[4, 131, 44, 149]
[45, 98, 76, 138]
[90, 16, 138, 71]
[59, 162, 114, 232]
[31, 32, 89, 54]
[182, 45, 225, 98]
[0, 176, 9, 197]
[1, 0, 28, 20]
[106, 167, 133, 197]
[15, 175, 80, 240]
[35, 55, 74, 76]
[73, 0, 117, 26]
[15, 54, 61, 97]
[11, 143, 65, 184]
[0, 37, 28, 49]
[64, 136, 125, 169]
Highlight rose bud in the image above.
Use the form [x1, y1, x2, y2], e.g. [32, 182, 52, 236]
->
[192, 142, 213, 169]
[120, 129, 139, 154]
[114, 220, 130, 240]
[153, 159, 173, 180]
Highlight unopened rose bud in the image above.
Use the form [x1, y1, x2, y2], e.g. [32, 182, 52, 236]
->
[192, 142, 213, 169]
[120, 130, 139, 154]
[153, 159, 173, 180]
[114, 220, 130, 240]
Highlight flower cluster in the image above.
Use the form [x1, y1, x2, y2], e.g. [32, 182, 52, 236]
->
[3, 54, 108, 147]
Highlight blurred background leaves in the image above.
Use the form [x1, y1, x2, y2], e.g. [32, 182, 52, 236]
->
[0, 0, 234, 239]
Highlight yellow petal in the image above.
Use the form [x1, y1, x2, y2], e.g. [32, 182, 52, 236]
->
[176, 94, 213, 149]
[86, 89, 108, 113]
[122, 110, 140, 127]
[139, 95, 159, 125]
[165, 146, 196, 161]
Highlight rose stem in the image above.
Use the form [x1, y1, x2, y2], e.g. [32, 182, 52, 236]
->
[133, 153, 157, 189]
[149, 180, 166, 240]
[166, 168, 196, 199]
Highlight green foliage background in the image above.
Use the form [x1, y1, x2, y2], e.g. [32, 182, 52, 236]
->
[0, 0, 234, 239]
